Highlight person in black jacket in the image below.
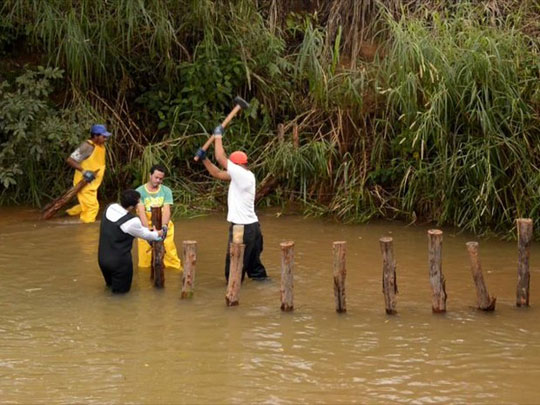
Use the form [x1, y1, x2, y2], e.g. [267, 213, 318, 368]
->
[98, 189, 163, 293]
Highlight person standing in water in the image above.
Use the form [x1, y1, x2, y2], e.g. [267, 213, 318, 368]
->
[66, 124, 111, 223]
[135, 164, 182, 270]
[196, 126, 268, 282]
[98, 189, 163, 294]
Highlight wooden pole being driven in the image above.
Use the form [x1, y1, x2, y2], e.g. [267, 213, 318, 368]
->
[466, 242, 496, 311]
[379, 237, 398, 315]
[226, 243, 244, 306]
[181, 241, 197, 299]
[226, 225, 245, 306]
[151, 206, 165, 288]
[333, 241, 347, 313]
[516, 218, 533, 307]
[428, 229, 446, 313]
[280, 241, 295, 312]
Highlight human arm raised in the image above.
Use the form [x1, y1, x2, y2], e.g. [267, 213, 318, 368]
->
[213, 132, 228, 170]
[202, 157, 231, 181]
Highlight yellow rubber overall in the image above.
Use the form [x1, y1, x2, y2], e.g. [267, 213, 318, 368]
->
[137, 212, 182, 270]
[66, 140, 105, 223]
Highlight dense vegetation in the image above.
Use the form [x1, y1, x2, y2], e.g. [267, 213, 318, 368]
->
[0, 0, 538, 236]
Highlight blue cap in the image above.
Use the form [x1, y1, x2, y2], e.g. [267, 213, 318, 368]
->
[90, 124, 111, 137]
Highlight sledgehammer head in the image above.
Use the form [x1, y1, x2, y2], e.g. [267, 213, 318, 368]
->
[233, 96, 250, 110]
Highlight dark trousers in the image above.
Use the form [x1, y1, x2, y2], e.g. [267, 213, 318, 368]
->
[225, 222, 267, 281]
[99, 256, 133, 294]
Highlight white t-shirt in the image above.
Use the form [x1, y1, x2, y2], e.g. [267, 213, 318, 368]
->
[105, 203, 160, 241]
[226, 160, 258, 225]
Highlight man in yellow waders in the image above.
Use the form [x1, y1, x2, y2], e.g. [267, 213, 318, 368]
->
[135, 164, 182, 270]
[66, 124, 111, 223]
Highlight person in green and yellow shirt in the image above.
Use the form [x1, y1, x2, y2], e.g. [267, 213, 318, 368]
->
[135, 164, 182, 270]
[66, 124, 111, 223]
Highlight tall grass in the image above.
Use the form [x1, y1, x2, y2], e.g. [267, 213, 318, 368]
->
[373, 5, 539, 234]
[0, 1, 538, 236]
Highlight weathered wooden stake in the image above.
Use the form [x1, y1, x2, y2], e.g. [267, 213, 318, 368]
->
[225, 242, 245, 306]
[292, 123, 299, 148]
[428, 229, 446, 313]
[466, 242, 496, 311]
[277, 123, 284, 143]
[379, 237, 398, 314]
[181, 241, 197, 299]
[151, 206, 165, 288]
[516, 218, 533, 307]
[232, 224, 244, 244]
[280, 241, 295, 312]
[333, 241, 347, 313]
[41, 169, 99, 220]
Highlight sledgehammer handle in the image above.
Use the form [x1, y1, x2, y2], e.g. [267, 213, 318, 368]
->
[221, 104, 242, 129]
[194, 104, 242, 161]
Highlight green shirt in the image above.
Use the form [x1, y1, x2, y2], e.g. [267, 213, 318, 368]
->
[136, 184, 173, 213]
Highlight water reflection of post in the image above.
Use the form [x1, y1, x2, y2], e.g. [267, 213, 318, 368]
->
[181, 241, 197, 299]
[516, 218, 533, 307]
[226, 225, 244, 306]
[280, 241, 295, 312]
[428, 229, 446, 313]
[333, 241, 347, 313]
[379, 237, 397, 314]
[466, 242, 496, 311]
[151, 206, 165, 288]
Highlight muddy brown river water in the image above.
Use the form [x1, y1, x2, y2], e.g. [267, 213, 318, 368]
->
[0, 207, 539, 404]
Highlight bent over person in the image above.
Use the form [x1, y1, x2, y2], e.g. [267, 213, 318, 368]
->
[66, 124, 111, 223]
[98, 189, 163, 294]
[197, 126, 268, 282]
[136, 164, 182, 270]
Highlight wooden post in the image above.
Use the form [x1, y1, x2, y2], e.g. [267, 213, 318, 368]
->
[466, 242, 496, 311]
[280, 241, 294, 312]
[379, 237, 397, 314]
[181, 241, 197, 299]
[516, 218, 533, 307]
[225, 242, 245, 306]
[333, 241, 347, 313]
[292, 123, 299, 148]
[151, 206, 165, 288]
[277, 123, 284, 143]
[428, 229, 446, 313]
[232, 224, 244, 244]
[41, 169, 99, 220]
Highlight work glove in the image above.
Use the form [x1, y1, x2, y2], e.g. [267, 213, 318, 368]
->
[82, 170, 96, 182]
[161, 225, 168, 240]
[195, 147, 207, 161]
[213, 124, 224, 138]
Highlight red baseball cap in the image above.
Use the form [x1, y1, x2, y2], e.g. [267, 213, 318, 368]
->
[230, 151, 248, 165]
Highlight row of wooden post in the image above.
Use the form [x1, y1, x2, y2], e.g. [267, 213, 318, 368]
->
[159, 219, 534, 315]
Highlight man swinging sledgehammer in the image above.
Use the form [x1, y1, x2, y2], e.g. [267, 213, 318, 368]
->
[196, 121, 268, 282]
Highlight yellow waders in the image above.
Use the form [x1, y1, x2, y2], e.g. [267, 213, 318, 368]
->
[66, 140, 106, 223]
[137, 212, 182, 270]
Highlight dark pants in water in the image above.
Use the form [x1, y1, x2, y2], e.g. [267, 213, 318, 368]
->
[99, 257, 133, 294]
[225, 222, 267, 282]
